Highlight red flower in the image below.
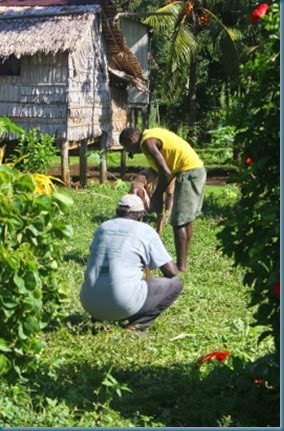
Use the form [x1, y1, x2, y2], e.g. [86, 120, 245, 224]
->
[273, 281, 280, 298]
[245, 156, 253, 165]
[250, 3, 269, 23]
[198, 350, 230, 366]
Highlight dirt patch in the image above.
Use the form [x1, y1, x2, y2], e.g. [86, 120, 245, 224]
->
[48, 164, 229, 187]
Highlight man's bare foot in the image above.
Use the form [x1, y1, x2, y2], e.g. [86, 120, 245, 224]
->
[177, 264, 187, 273]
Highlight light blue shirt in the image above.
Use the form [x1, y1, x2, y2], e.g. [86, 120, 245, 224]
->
[80, 217, 172, 320]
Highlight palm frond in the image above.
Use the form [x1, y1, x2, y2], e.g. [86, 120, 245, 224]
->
[202, 7, 240, 57]
[171, 26, 196, 65]
[143, 2, 180, 32]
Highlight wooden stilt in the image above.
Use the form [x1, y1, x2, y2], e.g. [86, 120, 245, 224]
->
[61, 141, 71, 187]
[79, 139, 88, 188]
[121, 148, 126, 180]
[99, 132, 107, 184]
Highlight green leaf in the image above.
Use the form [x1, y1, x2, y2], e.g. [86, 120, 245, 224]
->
[52, 192, 74, 208]
[0, 354, 11, 375]
[0, 165, 14, 185]
[14, 174, 35, 192]
[13, 273, 26, 293]
[17, 323, 28, 340]
[23, 316, 40, 334]
[0, 338, 12, 352]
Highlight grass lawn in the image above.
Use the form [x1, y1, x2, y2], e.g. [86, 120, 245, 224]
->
[0, 182, 277, 427]
[50, 150, 237, 176]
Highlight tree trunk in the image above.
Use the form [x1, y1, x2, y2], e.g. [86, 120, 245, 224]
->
[187, 54, 197, 145]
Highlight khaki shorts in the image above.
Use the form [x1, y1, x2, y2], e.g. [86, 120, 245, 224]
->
[170, 166, 207, 226]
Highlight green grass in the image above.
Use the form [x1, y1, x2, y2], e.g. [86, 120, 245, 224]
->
[50, 152, 149, 170]
[50, 149, 236, 174]
[0, 182, 278, 427]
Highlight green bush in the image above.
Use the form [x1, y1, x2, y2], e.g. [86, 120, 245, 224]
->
[0, 116, 57, 174]
[13, 128, 57, 174]
[207, 125, 236, 149]
[0, 165, 73, 378]
[217, 1, 280, 380]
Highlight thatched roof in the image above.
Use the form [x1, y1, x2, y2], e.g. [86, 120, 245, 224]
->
[0, 5, 100, 57]
[101, 3, 148, 91]
[0, 2, 148, 91]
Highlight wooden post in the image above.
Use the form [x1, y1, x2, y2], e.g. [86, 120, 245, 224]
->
[61, 141, 71, 187]
[121, 148, 126, 180]
[99, 131, 107, 184]
[79, 139, 88, 188]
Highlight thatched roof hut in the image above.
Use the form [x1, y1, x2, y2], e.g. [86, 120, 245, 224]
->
[0, 0, 149, 185]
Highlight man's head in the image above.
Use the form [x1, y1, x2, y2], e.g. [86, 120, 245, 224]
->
[119, 127, 142, 155]
[116, 193, 145, 221]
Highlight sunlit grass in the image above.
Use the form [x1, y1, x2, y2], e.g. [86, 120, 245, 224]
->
[0, 182, 277, 427]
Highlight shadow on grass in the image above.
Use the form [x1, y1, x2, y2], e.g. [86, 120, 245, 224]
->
[63, 251, 87, 266]
[26, 357, 279, 427]
[202, 197, 234, 220]
[62, 312, 116, 336]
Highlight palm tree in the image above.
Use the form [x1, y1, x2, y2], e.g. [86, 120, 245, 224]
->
[143, 0, 246, 142]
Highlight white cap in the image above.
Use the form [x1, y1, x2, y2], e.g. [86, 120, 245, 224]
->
[117, 194, 145, 212]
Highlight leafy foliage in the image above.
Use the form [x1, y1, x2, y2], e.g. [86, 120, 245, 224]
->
[0, 116, 25, 139]
[12, 128, 57, 174]
[0, 116, 57, 174]
[0, 165, 73, 378]
[217, 0, 280, 380]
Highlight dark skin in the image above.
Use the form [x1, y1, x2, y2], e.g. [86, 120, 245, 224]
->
[120, 130, 193, 272]
[117, 209, 179, 278]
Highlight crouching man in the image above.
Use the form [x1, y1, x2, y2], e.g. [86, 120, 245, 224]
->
[80, 194, 182, 334]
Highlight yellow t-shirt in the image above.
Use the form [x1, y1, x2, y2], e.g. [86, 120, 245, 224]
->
[140, 128, 203, 175]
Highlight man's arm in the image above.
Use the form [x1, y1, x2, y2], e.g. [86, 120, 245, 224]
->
[160, 261, 179, 278]
[142, 138, 171, 177]
[142, 138, 172, 213]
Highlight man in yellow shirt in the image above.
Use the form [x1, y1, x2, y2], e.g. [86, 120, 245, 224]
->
[119, 127, 207, 272]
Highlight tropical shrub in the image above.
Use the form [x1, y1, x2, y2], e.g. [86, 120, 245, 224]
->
[12, 128, 57, 174]
[0, 165, 73, 378]
[217, 1, 280, 386]
[0, 116, 57, 174]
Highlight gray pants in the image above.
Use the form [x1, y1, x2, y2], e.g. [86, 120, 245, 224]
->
[127, 276, 182, 331]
